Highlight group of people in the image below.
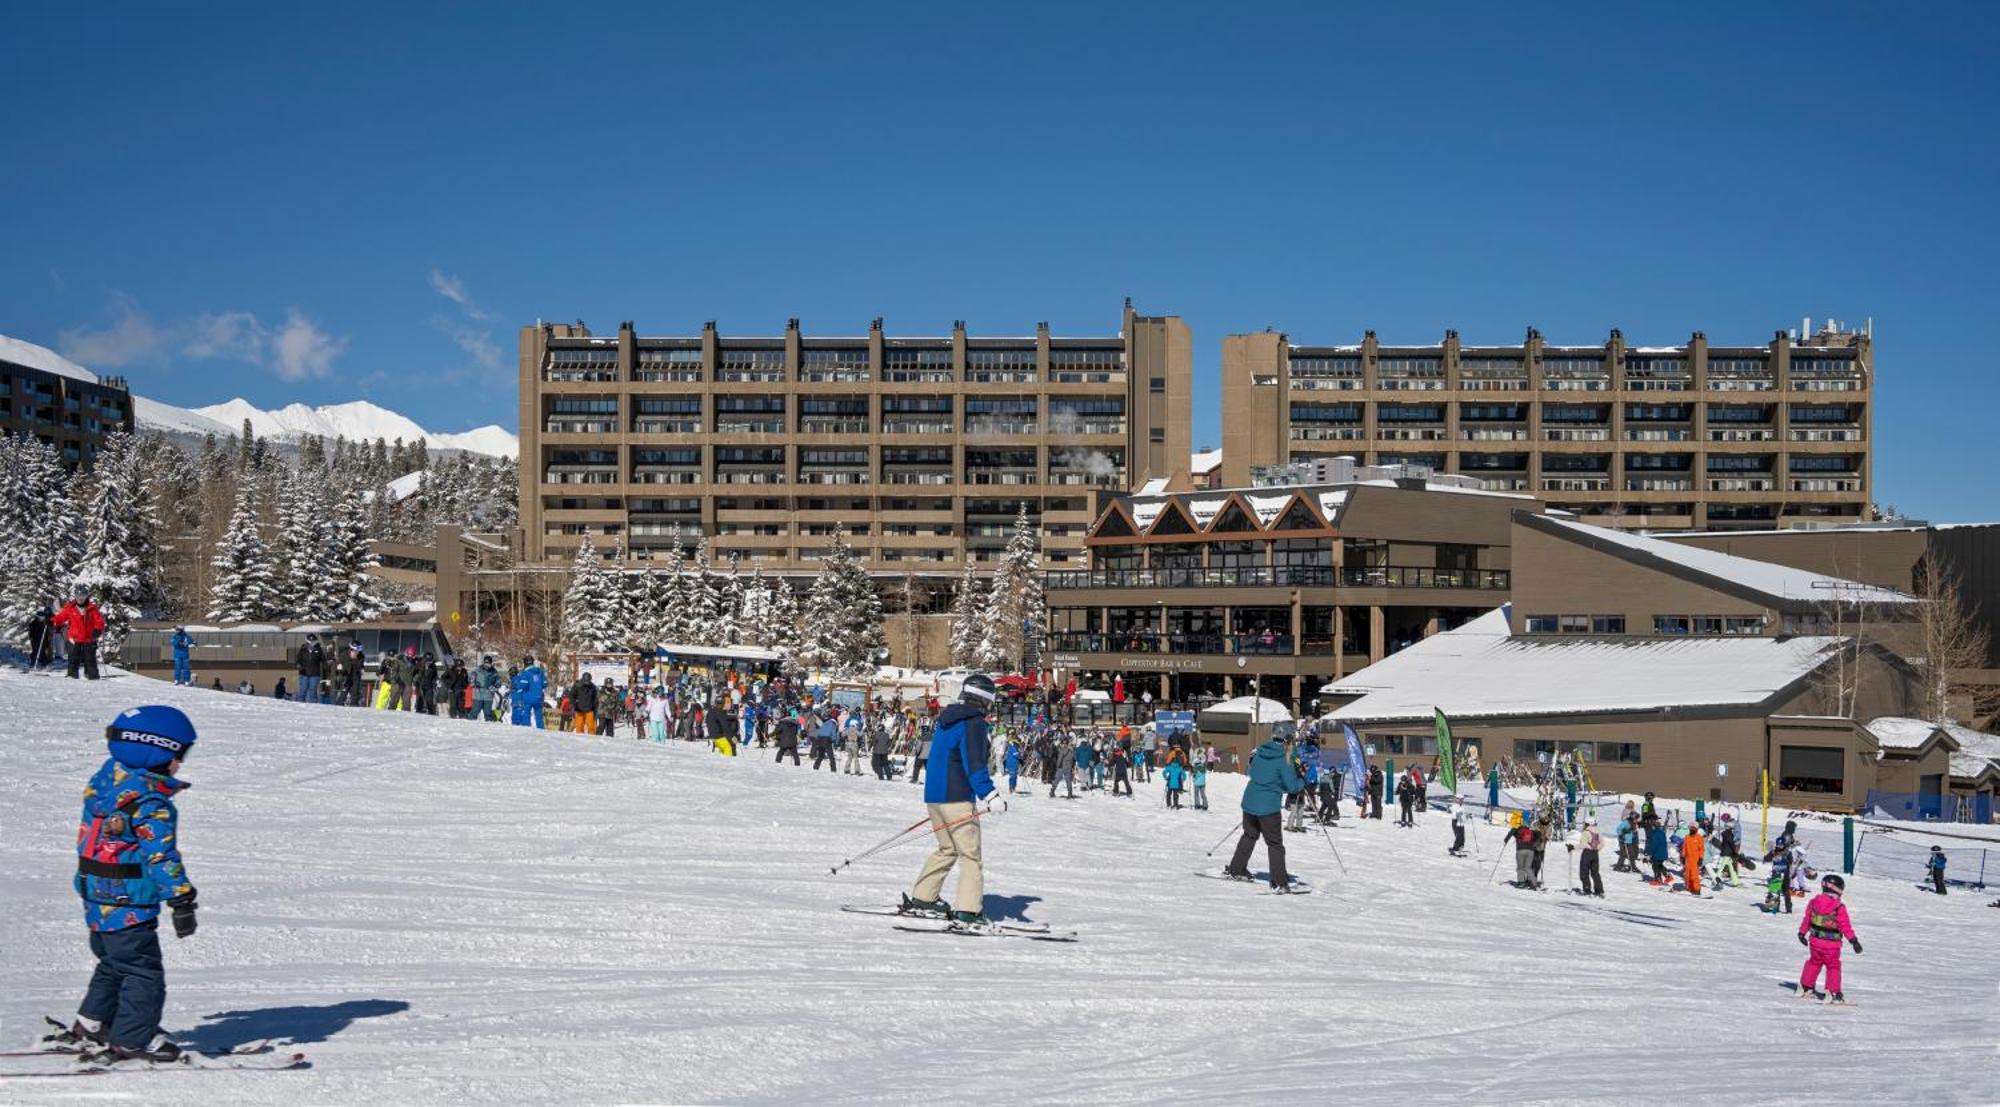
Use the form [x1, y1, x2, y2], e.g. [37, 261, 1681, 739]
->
[23, 594, 108, 680]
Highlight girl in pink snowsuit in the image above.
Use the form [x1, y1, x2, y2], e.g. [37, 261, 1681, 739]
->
[1797, 873, 1862, 1001]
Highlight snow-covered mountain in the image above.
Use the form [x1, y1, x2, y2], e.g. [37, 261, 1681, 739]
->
[187, 398, 517, 457]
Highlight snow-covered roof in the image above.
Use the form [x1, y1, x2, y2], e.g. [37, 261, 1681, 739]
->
[1317, 491, 1349, 520]
[1188, 497, 1224, 526]
[1248, 493, 1292, 525]
[1130, 502, 1163, 529]
[1204, 696, 1293, 722]
[1190, 447, 1222, 475]
[0, 334, 98, 383]
[385, 470, 427, 503]
[1322, 604, 1848, 724]
[1530, 515, 1918, 607]
[1135, 478, 1169, 496]
[1864, 717, 1958, 753]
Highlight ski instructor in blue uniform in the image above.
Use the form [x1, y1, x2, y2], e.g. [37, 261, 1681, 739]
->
[903, 672, 1006, 925]
[52, 705, 201, 1062]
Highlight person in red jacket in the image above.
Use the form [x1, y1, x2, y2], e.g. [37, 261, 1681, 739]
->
[52, 593, 107, 681]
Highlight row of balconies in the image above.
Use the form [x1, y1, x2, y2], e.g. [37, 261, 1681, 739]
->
[1291, 423, 1862, 445]
[546, 366, 1125, 386]
[547, 467, 1126, 488]
[1042, 565, 1510, 591]
[542, 416, 1130, 437]
[1288, 377, 1862, 394]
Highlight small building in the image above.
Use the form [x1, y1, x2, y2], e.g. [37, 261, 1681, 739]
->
[122, 619, 456, 695]
[1195, 696, 1294, 771]
[1320, 513, 1926, 813]
[1865, 717, 2000, 823]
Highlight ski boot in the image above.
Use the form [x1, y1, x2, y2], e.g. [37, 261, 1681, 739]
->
[1798, 988, 1825, 1002]
[898, 893, 950, 918]
[1825, 992, 1848, 1006]
[97, 1034, 186, 1064]
[38, 1015, 108, 1052]
[947, 909, 991, 929]
[1220, 868, 1255, 882]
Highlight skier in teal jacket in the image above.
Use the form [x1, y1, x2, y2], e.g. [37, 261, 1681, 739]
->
[1224, 740, 1305, 890]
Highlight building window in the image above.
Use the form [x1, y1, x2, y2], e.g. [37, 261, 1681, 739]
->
[1778, 745, 1845, 794]
[1591, 615, 1626, 634]
[1513, 739, 1556, 762]
[1595, 742, 1642, 765]
[1149, 426, 1165, 442]
[1726, 616, 1765, 635]
[1654, 615, 1691, 635]
[1150, 376, 1166, 393]
[1558, 614, 1589, 634]
[1525, 614, 1558, 634]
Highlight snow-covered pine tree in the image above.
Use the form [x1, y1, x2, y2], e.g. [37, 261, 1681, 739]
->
[279, 470, 342, 621]
[208, 482, 275, 622]
[802, 526, 883, 678]
[985, 504, 1043, 672]
[947, 556, 986, 667]
[763, 575, 803, 664]
[652, 527, 691, 644]
[325, 488, 387, 622]
[684, 532, 721, 646]
[713, 551, 745, 646]
[0, 434, 82, 640]
[69, 433, 166, 655]
[560, 538, 625, 653]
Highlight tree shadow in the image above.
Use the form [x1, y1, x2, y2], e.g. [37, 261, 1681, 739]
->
[981, 893, 1043, 923]
[183, 999, 411, 1051]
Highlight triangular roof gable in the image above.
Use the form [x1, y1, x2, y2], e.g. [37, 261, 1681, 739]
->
[1271, 492, 1329, 531]
[1207, 495, 1262, 535]
[1090, 502, 1139, 540]
[1148, 501, 1200, 536]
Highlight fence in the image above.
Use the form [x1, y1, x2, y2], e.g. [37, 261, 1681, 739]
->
[1851, 823, 1995, 889]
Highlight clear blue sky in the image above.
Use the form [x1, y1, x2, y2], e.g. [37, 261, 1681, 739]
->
[3, 3, 1995, 520]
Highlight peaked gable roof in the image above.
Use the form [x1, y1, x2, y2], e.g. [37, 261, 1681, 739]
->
[1147, 501, 1200, 536]
[1090, 502, 1139, 540]
[1207, 495, 1261, 534]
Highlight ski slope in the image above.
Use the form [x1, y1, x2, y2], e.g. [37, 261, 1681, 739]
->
[1, 670, 1995, 1105]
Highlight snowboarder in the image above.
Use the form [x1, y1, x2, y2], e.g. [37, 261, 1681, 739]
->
[1926, 845, 1947, 895]
[1448, 796, 1469, 856]
[905, 673, 1005, 926]
[53, 592, 106, 680]
[471, 656, 502, 721]
[1574, 817, 1605, 896]
[168, 626, 193, 686]
[1224, 736, 1306, 891]
[1797, 873, 1861, 1003]
[59, 706, 201, 1062]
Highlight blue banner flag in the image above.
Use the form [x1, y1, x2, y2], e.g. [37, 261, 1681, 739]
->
[1342, 723, 1369, 802]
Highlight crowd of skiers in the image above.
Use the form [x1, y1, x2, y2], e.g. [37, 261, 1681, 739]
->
[22, 594, 108, 680]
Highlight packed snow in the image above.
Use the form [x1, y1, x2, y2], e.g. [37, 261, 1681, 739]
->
[2, 669, 1995, 1104]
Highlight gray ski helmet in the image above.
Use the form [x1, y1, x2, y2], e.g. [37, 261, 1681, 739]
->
[960, 672, 998, 706]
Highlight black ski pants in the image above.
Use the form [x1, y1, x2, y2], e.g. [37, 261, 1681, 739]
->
[1579, 848, 1604, 895]
[910, 757, 925, 785]
[812, 747, 837, 772]
[1113, 771, 1131, 796]
[777, 746, 800, 765]
[1931, 869, 1947, 895]
[1451, 824, 1465, 853]
[66, 641, 100, 680]
[1226, 811, 1289, 888]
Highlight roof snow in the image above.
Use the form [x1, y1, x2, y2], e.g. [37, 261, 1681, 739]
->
[1322, 604, 1848, 724]
[1317, 490, 1349, 520]
[1867, 717, 2000, 781]
[1188, 498, 1224, 526]
[1136, 478, 1170, 496]
[0, 334, 98, 383]
[1248, 494, 1292, 525]
[385, 470, 427, 503]
[1204, 696, 1294, 722]
[1191, 448, 1222, 475]
[1130, 502, 1163, 529]
[1535, 516, 1917, 606]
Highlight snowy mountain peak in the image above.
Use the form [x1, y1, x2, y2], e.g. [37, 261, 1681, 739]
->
[179, 397, 516, 457]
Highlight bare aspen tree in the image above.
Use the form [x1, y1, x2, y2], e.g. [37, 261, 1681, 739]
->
[1914, 558, 1991, 724]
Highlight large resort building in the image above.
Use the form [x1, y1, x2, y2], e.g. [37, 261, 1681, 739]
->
[518, 301, 1190, 571]
[1221, 319, 1873, 532]
[0, 335, 135, 469]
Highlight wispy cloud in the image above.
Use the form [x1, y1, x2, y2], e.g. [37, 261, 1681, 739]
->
[428, 268, 491, 321]
[48, 268, 65, 294]
[58, 295, 165, 367]
[56, 295, 348, 381]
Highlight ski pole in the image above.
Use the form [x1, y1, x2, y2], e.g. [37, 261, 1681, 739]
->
[1319, 825, 1348, 875]
[829, 810, 979, 876]
[1488, 836, 1507, 885]
[1205, 822, 1240, 857]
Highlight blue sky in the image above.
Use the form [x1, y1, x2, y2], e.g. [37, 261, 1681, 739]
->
[3, 3, 1995, 520]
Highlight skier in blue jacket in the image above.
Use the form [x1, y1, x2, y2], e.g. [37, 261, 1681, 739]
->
[51, 706, 201, 1063]
[510, 656, 547, 728]
[1003, 739, 1022, 795]
[1225, 739, 1306, 890]
[904, 673, 1005, 925]
[1927, 845, 1947, 895]
[168, 628, 193, 686]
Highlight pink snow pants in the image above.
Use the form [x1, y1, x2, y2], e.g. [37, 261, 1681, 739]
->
[1799, 938, 1843, 994]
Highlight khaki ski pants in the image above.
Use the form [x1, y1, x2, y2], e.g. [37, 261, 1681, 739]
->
[912, 801, 984, 913]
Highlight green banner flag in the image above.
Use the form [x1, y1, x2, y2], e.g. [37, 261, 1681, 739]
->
[1434, 707, 1456, 793]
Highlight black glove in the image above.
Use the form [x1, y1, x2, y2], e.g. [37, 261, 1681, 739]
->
[168, 892, 197, 939]
[1797, 931, 1809, 947]
[1849, 937, 1862, 954]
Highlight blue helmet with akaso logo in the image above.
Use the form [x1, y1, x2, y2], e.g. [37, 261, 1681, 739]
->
[106, 705, 198, 771]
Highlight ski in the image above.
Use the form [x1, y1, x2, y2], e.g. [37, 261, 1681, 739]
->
[840, 903, 953, 921]
[892, 922, 1078, 942]
[15, 1018, 278, 1060]
[1192, 871, 1312, 894]
[0, 1052, 310, 1078]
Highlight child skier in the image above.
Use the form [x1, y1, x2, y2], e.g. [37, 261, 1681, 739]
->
[1448, 796, 1468, 856]
[1926, 845, 1947, 895]
[1163, 755, 1185, 809]
[1643, 814, 1670, 884]
[50, 706, 201, 1062]
[1680, 822, 1705, 896]
[1503, 817, 1540, 888]
[1797, 873, 1861, 1003]
[1573, 817, 1605, 896]
[1192, 760, 1209, 811]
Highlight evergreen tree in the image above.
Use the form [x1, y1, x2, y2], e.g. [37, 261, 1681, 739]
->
[561, 538, 625, 652]
[948, 556, 986, 667]
[278, 470, 340, 620]
[0, 435, 82, 640]
[801, 527, 883, 678]
[69, 434, 165, 655]
[684, 532, 721, 646]
[208, 482, 275, 621]
[762, 575, 803, 664]
[981, 505, 1042, 672]
[325, 488, 387, 622]
[652, 527, 691, 644]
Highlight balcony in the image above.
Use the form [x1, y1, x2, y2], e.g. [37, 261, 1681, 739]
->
[1291, 376, 1364, 391]
[1544, 428, 1609, 441]
[965, 370, 1038, 385]
[1048, 469, 1124, 488]
[965, 420, 1039, 436]
[882, 419, 953, 434]
[1789, 426, 1862, 442]
[544, 466, 619, 485]
[883, 368, 953, 384]
[800, 369, 870, 384]
[714, 469, 786, 485]
[1377, 426, 1448, 441]
[1626, 478, 1694, 492]
[1708, 428, 1774, 442]
[1340, 566, 1509, 589]
[545, 417, 617, 434]
[797, 470, 871, 486]
[1291, 425, 1363, 441]
[1791, 478, 1862, 493]
[1460, 427, 1528, 441]
[1045, 630, 1298, 656]
[1624, 428, 1693, 442]
[634, 418, 702, 434]
[965, 469, 1039, 486]
[1378, 377, 1446, 392]
[1709, 378, 1776, 392]
[634, 368, 702, 383]
[1625, 378, 1690, 392]
[716, 369, 786, 383]
[1543, 477, 1610, 492]
[882, 470, 954, 486]
[1792, 378, 1861, 392]
[799, 418, 869, 435]
[1461, 375, 1530, 391]
[1709, 478, 1775, 492]
[714, 419, 784, 434]
[630, 468, 701, 485]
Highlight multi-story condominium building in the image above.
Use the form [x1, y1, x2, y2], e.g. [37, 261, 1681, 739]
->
[518, 302, 1190, 570]
[1220, 319, 1872, 532]
[0, 335, 135, 468]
